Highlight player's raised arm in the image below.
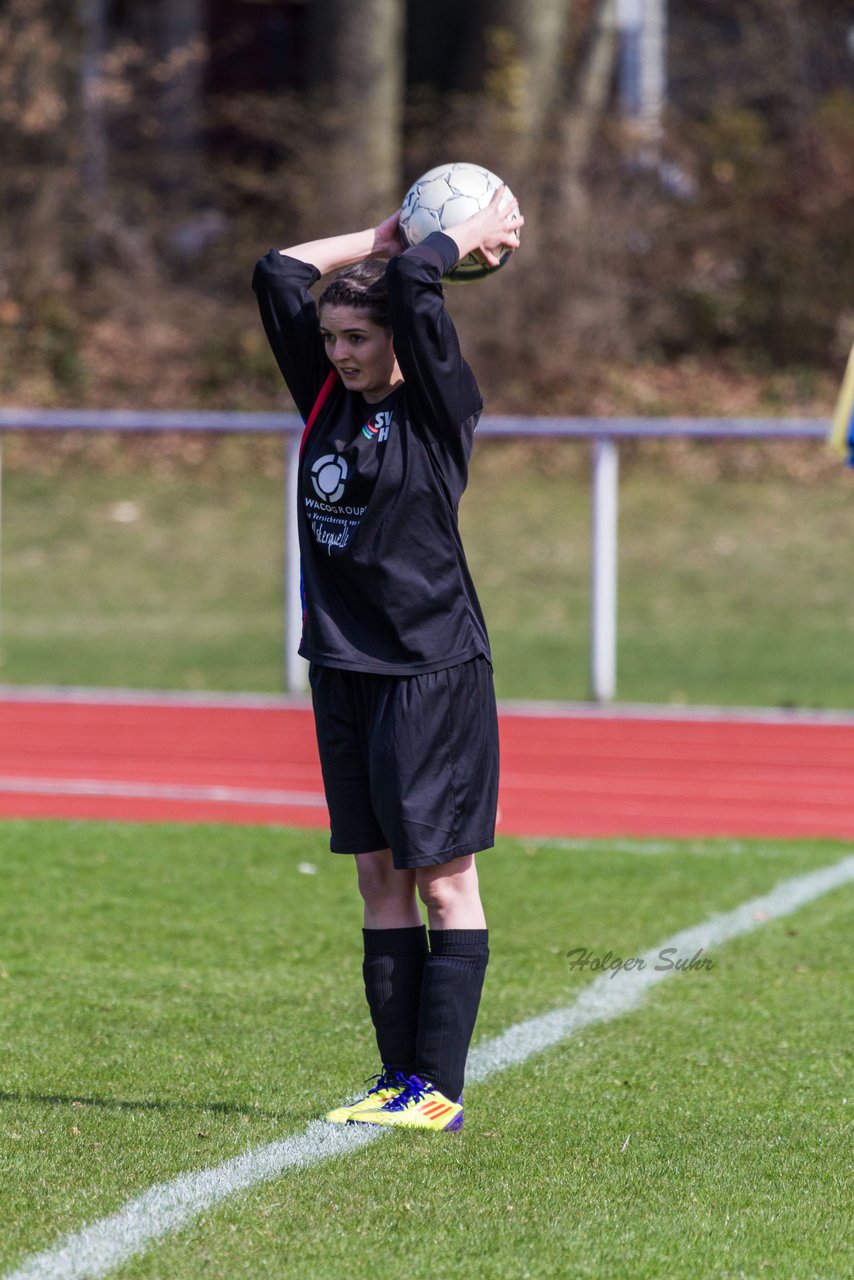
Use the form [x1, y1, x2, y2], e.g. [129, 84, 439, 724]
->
[279, 211, 406, 276]
[385, 232, 483, 446]
[384, 186, 523, 442]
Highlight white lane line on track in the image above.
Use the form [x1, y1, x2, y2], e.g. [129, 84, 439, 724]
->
[0, 777, 326, 808]
[5, 854, 853, 1280]
[5, 684, 854, 724]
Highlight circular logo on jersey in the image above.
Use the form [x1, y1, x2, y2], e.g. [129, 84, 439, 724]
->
[310, 453, 348, 503]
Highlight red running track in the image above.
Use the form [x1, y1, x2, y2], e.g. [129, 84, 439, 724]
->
[0, 693, 852, 839]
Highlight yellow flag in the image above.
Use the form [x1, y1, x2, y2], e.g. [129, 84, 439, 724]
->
[829, 340, 854, 462]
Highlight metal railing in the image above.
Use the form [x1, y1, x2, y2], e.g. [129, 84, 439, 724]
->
[0, 408, 830, 699]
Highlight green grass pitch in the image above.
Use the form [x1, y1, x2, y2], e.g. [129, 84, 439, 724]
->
[1, 438, 853, 707]
[0, 821, 851, 1279]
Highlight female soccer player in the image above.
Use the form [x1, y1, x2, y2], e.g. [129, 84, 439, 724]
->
[252, 190, 522, 1131]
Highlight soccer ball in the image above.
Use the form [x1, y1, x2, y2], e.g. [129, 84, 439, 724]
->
[399, 162, 520, 283]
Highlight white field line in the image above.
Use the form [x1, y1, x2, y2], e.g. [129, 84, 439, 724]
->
[0, 777, 326, 808]
[4, 854, 854, 1280]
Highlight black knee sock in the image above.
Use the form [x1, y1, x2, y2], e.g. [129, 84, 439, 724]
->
[362, 925, 429, 1076]
[414, 928, 490, 1101]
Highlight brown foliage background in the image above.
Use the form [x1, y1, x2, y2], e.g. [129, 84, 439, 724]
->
[0, 0, 851, 416]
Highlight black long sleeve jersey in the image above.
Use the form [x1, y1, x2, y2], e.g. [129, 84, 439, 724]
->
[252, 231, 492, 675]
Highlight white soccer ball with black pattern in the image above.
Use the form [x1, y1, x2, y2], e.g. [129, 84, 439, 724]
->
[399, 162, 520, 283]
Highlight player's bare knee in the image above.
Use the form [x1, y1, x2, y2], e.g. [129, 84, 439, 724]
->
[416, 870, 461, 915]
[356, 849, 412, 910]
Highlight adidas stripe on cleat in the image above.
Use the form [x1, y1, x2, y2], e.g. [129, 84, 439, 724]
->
[326, 1066, 408, 1124]
[347, 1073, 463, 1131]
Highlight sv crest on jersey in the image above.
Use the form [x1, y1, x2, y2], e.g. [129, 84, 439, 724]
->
[362, 409, 393, 442]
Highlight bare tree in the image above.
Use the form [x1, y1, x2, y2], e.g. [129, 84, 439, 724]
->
[457, 0, 575, 181]
[0, 0, 82, 306]
[152, 0, 208, 216]
[559, 0, 620, 208]
[80, 0, 107, 211]
[305, 0, 405, 229]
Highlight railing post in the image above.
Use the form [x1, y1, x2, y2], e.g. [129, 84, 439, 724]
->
[285, 431, 307, 693]
[590, 436, 619, 702]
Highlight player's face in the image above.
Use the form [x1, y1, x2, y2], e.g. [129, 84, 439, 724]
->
[319, 306, 401, 403]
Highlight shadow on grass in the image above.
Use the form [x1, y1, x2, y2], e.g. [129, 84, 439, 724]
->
[0, 1090, 280, 1120]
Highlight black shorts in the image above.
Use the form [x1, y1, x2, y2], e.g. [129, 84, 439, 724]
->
[309, 656, 499, 870]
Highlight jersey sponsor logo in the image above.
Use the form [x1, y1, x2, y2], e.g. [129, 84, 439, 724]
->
[305, 497, 367, 516]
[312, 519, 352, 553]
[310, 453, 348, 502]
[361, 409, 393, 443]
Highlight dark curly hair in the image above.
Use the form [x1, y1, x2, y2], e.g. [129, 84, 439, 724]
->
[318, 259, 390, 330]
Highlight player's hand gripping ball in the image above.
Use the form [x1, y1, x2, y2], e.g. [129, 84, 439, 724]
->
[399, 162, 521, 282]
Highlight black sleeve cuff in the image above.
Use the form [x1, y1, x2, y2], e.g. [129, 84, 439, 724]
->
[403, 231, 461, 278]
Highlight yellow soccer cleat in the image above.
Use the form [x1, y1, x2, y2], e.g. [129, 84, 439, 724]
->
[326, 1066, 408, 1124]
[348, 1073, 463, 1132]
